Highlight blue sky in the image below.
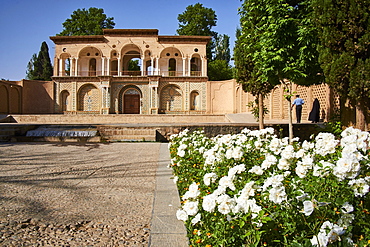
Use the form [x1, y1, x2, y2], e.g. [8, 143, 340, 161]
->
[0, 0, 242, 81]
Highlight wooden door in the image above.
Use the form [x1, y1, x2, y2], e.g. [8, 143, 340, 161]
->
[124, 94, 140, 114]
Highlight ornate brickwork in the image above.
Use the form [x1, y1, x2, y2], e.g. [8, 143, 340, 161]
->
[160, 84, 183, 112]
[78, 84, 100, 112]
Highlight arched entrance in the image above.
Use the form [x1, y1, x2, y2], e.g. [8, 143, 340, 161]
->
[169, 58, 176, 76]
[160, 84, 182, 112]
[89, 58, 97, 76]
[10, 87, 20, 114]
[0, 85, 9, 114]
[60, 90, 70, 112]
[190, 91, 199, 110]
[78, 84, 100, 112]
[123, 89, 141, 114]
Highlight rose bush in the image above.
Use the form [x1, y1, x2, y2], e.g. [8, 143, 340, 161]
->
[169, 127, 370, 246]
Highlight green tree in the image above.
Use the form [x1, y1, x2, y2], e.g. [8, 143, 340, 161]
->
[177, 3, 233, 80]
[208, 60, 233, 81]
[235, 0, 322, 136]
[26, 41, 53, 81]
[214, 34, 231, 63]
[58, 7, 115, 36]
[128, 60, 140, 71]
[26, 53, 38, 80]
[312, 0, 370, 130]
[209, 34, 233, 81]
[177, 3, 217, 60]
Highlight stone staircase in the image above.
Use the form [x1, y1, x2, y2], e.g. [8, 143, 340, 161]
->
[6, 114, 228, 124]
[98, 126, 157, 142]
[0, 125, 35, 142]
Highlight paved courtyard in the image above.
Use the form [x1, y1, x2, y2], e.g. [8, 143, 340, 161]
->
[0, 142, 161, 246]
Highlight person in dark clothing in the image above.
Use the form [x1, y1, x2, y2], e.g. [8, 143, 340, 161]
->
[308, 98, 320, 123]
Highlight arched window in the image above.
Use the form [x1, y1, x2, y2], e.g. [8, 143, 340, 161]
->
[60, 90, 70, 112]
[169, 58, 176, 76]
[64, 58, 70, 76]
[111, 60, 118, 76]
[190, 91, 200, 110]
[89, 58, 97, 76]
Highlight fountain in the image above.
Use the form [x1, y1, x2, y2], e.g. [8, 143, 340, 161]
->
[26, 125, 99, 142]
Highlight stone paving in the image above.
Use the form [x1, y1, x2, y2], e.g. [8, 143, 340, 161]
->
[0, 142, 163, 246]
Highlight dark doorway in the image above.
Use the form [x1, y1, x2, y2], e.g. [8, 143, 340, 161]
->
[124, 94, 140, 114]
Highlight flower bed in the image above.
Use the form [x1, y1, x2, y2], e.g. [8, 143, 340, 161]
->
[169, 127, 370, 246]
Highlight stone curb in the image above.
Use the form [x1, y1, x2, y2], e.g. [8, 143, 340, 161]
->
[148, 143, 188, 247]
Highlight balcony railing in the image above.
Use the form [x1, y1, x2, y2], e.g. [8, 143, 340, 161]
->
[58, 70, 203, 77]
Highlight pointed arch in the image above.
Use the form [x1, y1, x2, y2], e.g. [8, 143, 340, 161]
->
[9, 87, 20, 114]
[190, 90, 200, 111]
[160, 84, 183, 112]
[121, 44, 143, 76]
[77, 84, 100, 112]
[160, 47, 183, 76]
[118, 85, 142, 114]
[0, 85, 9, 114]
[190, 54, 202, 76]
[78, 46, 103, 76]
[60, 90, 71, 112]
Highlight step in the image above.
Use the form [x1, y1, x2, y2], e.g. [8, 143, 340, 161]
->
[0, 135, 10, 142]
[99, 127, 157, 142]
[101, 135, 156, 142]
[11, 136, 102, 143]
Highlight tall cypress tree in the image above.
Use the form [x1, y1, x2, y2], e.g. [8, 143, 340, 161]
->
[26, 41, 53, 81]
[26, 53, 38, 80]
[38, 42, 53, 81]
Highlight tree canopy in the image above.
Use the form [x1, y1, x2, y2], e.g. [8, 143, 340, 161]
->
[312, 0, 370, 130]
[26, 41, 53, 81]
[208, 34, 233, 81]
[58, 7, 115, 36]
[177, 3, 217, 37]
[177, 3, 232, 80]
[235, 0, 322, 132]
[213, 34, 231, 63]
[208, 60, 233, 81]
[236, 0, 322, 88]
[177, 3, 217, 61]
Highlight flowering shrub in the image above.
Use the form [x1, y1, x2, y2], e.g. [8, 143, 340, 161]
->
[169, 127, 370, 246]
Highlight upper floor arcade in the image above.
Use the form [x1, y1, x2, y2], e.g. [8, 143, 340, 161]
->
[50, 29, 211, 78]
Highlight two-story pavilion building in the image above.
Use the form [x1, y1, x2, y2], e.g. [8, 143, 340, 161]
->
[50, 29, 210, 114]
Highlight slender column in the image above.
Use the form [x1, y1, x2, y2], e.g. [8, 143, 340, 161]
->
[151, 57, 154, 75]
[70, 58, 74, 76]
[118, 57, 121, 76]
[75, 58, 78, 76]
[155, 87, 158, 108]
[155, 57, 159, 75]
[141, 55, 144, 76]
[59, 59, 63, 76]
[182, 57, 186, 76]
[106, 87, 110, 109]
[107, 58, 110, 76]
[188, 57, 191, 76]
[101, 57, 105, 76]
[53, 56, 58, 76]
[202, 57, 207, 77]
